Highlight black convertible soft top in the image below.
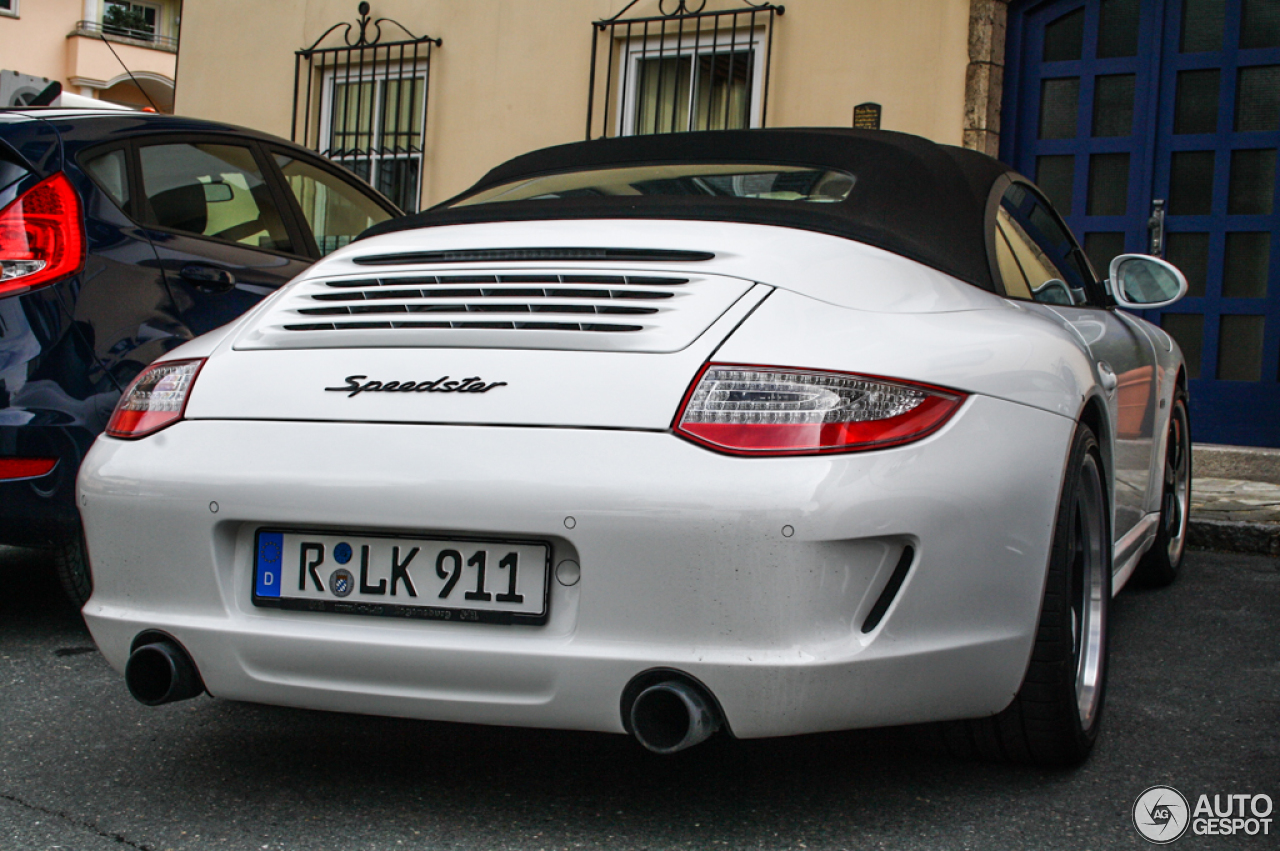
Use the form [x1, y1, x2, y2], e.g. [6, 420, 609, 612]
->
[360, 128, 1019, 292]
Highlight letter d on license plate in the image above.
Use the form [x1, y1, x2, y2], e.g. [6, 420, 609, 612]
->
[252, 529, 550, 625]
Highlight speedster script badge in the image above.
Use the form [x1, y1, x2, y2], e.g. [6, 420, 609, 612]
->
[326, 375, 508, 397]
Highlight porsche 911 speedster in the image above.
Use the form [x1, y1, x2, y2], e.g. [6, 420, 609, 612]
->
[77, 129, 1191, 767]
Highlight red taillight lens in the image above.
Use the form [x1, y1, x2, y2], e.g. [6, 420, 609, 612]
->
[674, 364, 966, 455]
[0, 172, 85, 298]
[0, 457, 58, 480]
[106, 359, 205, 439]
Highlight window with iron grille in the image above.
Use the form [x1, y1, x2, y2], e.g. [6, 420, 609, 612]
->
[293, 3, 440, 214]
[588, 0, 784, 140]
[322, 64, 426, 212]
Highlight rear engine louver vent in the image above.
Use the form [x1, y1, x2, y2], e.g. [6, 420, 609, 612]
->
[285, 273, 689, 334]
[234, 267, 758, 353]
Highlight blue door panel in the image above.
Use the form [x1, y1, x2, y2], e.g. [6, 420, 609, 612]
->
[1006, 0, 1280, 446]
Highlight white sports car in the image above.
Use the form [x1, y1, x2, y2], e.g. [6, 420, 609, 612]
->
[78, 129, 1191, 766]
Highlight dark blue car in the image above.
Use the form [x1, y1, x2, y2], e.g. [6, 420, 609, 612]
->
[0, 109, 400, 603]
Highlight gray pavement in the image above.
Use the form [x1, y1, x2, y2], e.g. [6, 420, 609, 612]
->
[2, 544, 1278, 850]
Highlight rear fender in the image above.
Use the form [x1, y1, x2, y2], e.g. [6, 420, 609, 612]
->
[0, 116, 63, 208]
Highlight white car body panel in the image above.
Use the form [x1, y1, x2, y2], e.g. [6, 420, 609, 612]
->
[77, 187, 1184, 745]
[183, 285, 769, 430]
[81, 393, 1071, 737]
[715, 288, 1093, 419]
[268, 220, 1006, 317]
[183, 287, 1094, 430]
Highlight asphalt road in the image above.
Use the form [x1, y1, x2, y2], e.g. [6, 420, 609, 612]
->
[1, 545, 1276, 851]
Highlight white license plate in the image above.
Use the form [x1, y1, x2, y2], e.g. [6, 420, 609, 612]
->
[252, 529, 550, 624]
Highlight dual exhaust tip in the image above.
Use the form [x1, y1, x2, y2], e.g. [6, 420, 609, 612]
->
[626, 676, 723, 754]
[123, 639, 723, 755]
[124, 637, 205, 706]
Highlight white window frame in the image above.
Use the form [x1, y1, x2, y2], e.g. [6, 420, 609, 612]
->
[615, 27, 766, 137]
[0, 0, 19, 20]
[318, 59, 429, 212]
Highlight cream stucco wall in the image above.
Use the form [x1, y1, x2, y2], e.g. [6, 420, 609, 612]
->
[175, 0, 973, 208]
[173, 0, 308, 134]
[766, 1, 971, 137]
[0, 0, 180, 107]
[66, 34, 179, 88]
[0, 0, 87, 87]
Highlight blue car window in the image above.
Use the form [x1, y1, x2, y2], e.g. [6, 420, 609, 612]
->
[273, 153, 392, 256]
[139, 143, 293, 253]
[999, 183, 1103, 307]
[83, 148, 130, 210]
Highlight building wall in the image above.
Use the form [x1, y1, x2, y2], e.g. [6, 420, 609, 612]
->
[172, 0, 308, 133]
[1, 0, 87, 88]
[0, 0, 181, 109]
[175, 0, 976, 208]
[66, 33, 179, 95]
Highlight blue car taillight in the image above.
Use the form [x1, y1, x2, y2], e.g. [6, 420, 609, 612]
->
[0, 172, 85, 298]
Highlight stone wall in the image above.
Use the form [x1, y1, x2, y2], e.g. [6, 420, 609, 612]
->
[964, 0, 1008, 156]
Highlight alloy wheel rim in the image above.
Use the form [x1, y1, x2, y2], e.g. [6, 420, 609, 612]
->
[1164, 404, 1190, 564]
[1071, 453, 1107, 730]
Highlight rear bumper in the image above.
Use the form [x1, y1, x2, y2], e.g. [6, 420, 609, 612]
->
[0, 466, 79, 547]
[0, 278, 114, 547]
[79, 394, 1073, 738]
[0, 423, 96, 547]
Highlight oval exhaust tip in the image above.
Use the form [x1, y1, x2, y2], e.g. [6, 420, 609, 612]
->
[629, 680, 721, 754]
[124, 640, 205, 706]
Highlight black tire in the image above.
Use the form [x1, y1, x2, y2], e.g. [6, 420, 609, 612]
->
[52, 528, 93, 607]
[1134, 390, 1190, 587]
[940, 424, 1111, 767]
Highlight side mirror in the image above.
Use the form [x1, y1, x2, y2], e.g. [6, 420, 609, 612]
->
[1109, 254, 1188, 309]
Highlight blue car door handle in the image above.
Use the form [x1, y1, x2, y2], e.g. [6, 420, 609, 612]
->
[180, 264, 236, 293]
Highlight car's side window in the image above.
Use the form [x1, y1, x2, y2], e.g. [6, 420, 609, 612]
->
[138, 143, 294, 253]
[82, 148, 130, 210]
[273, 151, 393, 256]
[994, 213, 1033, 300]
[996, 183, 1102, 307]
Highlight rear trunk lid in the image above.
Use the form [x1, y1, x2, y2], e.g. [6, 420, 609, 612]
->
[183, 219, 1000, 429]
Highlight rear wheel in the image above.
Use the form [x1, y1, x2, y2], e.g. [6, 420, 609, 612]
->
[52, 528, 93, 607]
[1134, 390, 1190, 587]
[941, 423, 1111, 766]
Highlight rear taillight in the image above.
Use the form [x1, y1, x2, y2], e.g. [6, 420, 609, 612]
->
[674, 364, 965, 455]
[106, 359, 205, 439]
[0, 172, 85, 298]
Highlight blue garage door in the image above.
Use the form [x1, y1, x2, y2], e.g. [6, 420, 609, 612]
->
[1005, 0, 1280, 446]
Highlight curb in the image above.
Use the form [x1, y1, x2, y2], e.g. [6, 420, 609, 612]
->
[1188, 517, 1280, 558]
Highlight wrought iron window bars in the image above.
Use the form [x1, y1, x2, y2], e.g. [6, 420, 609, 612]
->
[292, 2, 441, 213]
[587, 0, 785, 140]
